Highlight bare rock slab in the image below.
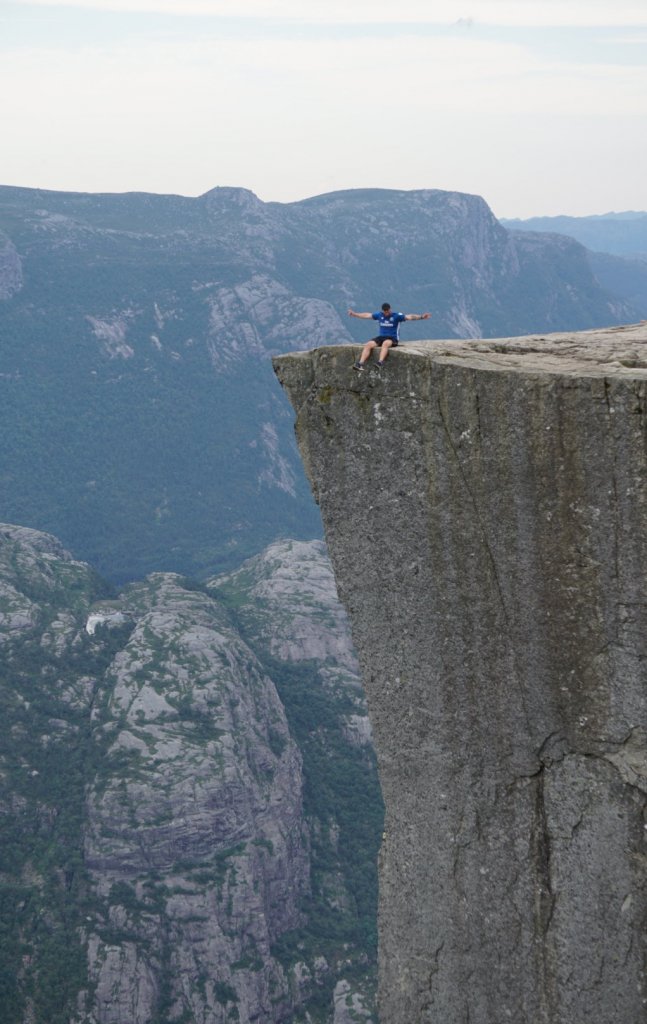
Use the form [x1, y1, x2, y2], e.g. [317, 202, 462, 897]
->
[273, 323, 647, 1024]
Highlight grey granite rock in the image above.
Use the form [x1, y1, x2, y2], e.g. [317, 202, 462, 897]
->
[273, 322, 647, 1024]
[211, 538, 379, 1018]
[0, 523, 99, 643]
[212, 538, 361, 680]
[84, 572, 309, 1022]
[0, 525, 379, 1022]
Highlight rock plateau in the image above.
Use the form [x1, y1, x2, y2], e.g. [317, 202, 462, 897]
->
[274, 322, 647, 1024]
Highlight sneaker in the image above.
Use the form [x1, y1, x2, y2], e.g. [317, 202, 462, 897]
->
[353, 360, 365, 371]
[376, 360, 386, 368]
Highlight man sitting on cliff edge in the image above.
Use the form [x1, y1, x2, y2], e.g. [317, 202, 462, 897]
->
[349, 302, 431, 370]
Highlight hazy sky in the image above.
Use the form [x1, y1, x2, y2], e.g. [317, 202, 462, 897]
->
[2, 0, 646, 217]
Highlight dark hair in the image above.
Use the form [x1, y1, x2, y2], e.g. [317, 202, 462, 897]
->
[381, 302, 391, 311]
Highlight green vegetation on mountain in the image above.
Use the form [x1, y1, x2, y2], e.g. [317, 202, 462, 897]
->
[0, 558, 125, 1023]
[0, 527, 380, 1022]
[1, 185, 640, 584]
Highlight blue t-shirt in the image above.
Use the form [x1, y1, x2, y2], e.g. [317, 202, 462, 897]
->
[372, 310, 406, 340]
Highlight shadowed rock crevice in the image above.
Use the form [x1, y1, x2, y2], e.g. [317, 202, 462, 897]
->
[274, 323, 647, 1024]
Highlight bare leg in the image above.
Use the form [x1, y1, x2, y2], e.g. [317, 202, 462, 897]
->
[359, 340, 378, 365]
[378, 339, 393, 363]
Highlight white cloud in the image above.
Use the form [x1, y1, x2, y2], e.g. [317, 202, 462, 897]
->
[4, 32, 646, 127]
[2, 32, 645, 175]
[7, 0, 647, 27]
[2, 3, 646, 213]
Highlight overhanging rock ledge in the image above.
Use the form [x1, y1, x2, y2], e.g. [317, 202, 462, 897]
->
[273, 323, 647, 1024]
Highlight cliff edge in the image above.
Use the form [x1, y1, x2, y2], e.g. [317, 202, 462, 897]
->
[273, 322, 647, 1024]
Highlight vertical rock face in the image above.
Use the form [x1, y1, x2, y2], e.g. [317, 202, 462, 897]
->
[84, 572, 309, 1024]
[273, 323, 647, 1024]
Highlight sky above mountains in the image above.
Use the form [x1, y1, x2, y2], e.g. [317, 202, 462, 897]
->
[2, 0, 646, 217]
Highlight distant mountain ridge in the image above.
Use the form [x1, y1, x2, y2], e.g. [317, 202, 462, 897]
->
[501, 210, 647, 319]
[0, 184, 641, 582]
[501, 210, 647, 256]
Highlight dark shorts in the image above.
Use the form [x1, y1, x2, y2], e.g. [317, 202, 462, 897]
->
[371, 335, 398, 347]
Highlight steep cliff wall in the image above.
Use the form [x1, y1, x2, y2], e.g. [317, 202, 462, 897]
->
[274, 323, 647, 1024]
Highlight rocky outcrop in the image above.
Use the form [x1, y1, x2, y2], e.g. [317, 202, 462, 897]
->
[212, 539, 360, 676]
[0, 526, 379, 1023]
[83, 571, 309, 1024]
[274, 322, 647, 1024]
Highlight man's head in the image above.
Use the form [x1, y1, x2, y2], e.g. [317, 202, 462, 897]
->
[381, 302, 391, 312]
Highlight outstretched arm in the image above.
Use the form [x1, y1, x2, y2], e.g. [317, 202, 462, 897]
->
[348, 309, 373, 319]
[404, 312, 431, 321]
